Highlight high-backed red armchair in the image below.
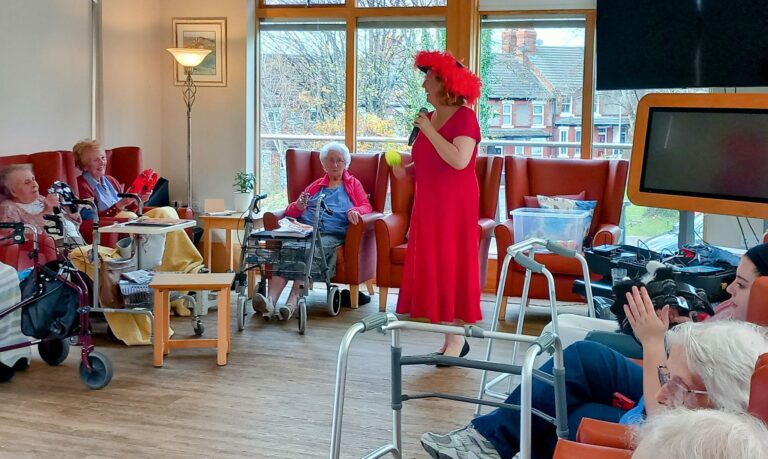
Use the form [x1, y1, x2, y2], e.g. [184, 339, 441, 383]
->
[495, 156, 629, 313]
[0, 147, 193, 248]
[263, 149, 388, 308]
[375, 155, 503, 312]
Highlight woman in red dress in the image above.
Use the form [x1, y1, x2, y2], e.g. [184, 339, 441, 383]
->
[393, 50, 483, 358]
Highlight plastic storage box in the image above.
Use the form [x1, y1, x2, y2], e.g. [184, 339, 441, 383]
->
[511, 208, 592, 252]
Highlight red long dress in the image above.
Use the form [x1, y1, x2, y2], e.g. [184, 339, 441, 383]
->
[396, 105, 482, 324]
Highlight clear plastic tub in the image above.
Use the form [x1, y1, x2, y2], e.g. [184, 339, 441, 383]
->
[511, 208, 591, 252]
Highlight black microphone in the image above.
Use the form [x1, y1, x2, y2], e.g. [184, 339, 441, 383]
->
[407, 107, 430, 146]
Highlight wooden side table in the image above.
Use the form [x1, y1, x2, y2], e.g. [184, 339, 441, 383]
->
[199, 213, 263, 272]
[150, 273, 235, 367]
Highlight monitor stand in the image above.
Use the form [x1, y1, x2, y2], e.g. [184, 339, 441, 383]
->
[678, 211, 696, 248]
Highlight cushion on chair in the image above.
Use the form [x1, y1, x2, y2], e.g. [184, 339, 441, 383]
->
[523, 191, 585, 208]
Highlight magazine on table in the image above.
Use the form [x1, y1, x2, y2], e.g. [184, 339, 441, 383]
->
[273, 217, 313, 237]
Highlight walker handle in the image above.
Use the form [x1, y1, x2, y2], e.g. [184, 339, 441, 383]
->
[545, 240, 577, 258]
[514, 252, 544, 273]
[359, 313, 390, 332]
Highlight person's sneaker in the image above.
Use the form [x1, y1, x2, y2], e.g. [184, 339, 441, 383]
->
[252, 293, 274, 317]
[276, 303, 296, 321]
[421, 424, 501, 459]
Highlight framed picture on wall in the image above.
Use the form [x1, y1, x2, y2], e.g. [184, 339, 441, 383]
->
[172, 17, 227, 87]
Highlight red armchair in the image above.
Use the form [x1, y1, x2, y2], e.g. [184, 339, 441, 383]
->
[0, 147, 193, 248]
[375, 155, 503, 312]
[495, 156, 629, 314]
[263, 149, 388, 308]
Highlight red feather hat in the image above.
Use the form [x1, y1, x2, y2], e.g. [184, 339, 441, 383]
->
[414, 50, 482, 105]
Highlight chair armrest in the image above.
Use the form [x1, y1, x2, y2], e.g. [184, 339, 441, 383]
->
[577, 418, 634, 450]
[554, 440, 632, 459]
[479, 217, 496, 240]
[343, 212, 383, 282]
[374, 213, 408, 249]
[264, 210, 285, 230]
[592, 223, 622, 247]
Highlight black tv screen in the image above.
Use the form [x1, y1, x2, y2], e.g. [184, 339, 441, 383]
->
[640, 107, 768, 204]
[596, 0, 768, 90]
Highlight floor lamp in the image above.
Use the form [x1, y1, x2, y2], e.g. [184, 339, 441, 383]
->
[166, 47, 212, 207]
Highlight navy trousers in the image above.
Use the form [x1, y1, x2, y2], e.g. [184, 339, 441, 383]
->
[472, 340, 643, 459]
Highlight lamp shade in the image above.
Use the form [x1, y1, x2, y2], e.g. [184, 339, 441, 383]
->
[166, 48, 211, 67]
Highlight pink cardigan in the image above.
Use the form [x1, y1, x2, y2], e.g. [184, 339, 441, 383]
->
[284, 170, 372, 218]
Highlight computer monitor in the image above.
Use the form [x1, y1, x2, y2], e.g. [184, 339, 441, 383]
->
[627, 93, 768, 219]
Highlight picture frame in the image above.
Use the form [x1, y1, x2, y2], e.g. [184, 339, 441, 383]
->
[172, 18, 227, 87]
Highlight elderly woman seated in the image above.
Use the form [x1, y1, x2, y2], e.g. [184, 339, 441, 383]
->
[254, 142, 372, 321]
[0, 164, 83, 244]
[0, 152, 202, 345]
[72, 139, 203, 274]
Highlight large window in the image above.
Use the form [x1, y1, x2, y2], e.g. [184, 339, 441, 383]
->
[259, 19, 346, 209]
[478, 15, 586, 158]
[355, 19, 445, 152]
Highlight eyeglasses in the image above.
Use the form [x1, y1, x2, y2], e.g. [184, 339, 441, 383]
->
[658, 366, 708, 396]
[322, 158, 346, 165]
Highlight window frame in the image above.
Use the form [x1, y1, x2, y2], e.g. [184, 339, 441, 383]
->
[532, 101, 545, 127]
[502, 100, 513, 127]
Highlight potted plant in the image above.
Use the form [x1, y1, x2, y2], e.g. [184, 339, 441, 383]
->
[233, 171, 256, 212]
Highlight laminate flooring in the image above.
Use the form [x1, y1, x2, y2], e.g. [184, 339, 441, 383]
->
[0, 288, 589, 459]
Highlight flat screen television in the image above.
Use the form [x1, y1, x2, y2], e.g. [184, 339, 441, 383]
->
[596, 0, 768, 90]
[628, 93, 768, 219]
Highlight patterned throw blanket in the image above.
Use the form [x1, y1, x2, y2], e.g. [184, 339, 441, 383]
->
[0, 262, 31, 367]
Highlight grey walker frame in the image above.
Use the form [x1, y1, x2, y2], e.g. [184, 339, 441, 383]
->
[476, 238, 594, 414]
[330, 313, 569, 459]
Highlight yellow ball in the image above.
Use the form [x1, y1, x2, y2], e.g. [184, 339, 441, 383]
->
[385, 150, 402, 167]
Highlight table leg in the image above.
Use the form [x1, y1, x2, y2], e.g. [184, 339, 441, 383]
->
[204, 220, 212, 269]
[226, 229, 233, 272]
[161, 290, 170, 356]
[217, 287, 230, 365]
[153, 289, 165, 367]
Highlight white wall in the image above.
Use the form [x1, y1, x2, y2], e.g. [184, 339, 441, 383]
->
[0, 0, 92, 154]
[159, 0, 247, 210]
[102, 0, 164, 173]
[0, 0, 247, 212]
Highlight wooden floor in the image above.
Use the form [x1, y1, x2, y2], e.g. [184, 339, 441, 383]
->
[0, 288, 588, 459]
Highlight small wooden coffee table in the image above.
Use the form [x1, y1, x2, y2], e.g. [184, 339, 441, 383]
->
[150, 272, 235, 367]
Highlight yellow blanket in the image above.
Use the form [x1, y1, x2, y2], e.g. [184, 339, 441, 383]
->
[70, 207, 204, 345]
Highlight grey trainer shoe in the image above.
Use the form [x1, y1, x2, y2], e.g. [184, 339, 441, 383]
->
[420, 424, 501, 459]
[252, 293, 274, 317]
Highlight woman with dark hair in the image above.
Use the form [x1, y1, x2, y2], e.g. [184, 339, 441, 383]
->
[391, 50, 483, 358]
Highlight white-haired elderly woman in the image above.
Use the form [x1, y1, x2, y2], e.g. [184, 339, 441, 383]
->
[253, 142, 372, 320]
[633, 409, 768, 459]
[0, 164, 83, 243]
[420, 307, 768, 459]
